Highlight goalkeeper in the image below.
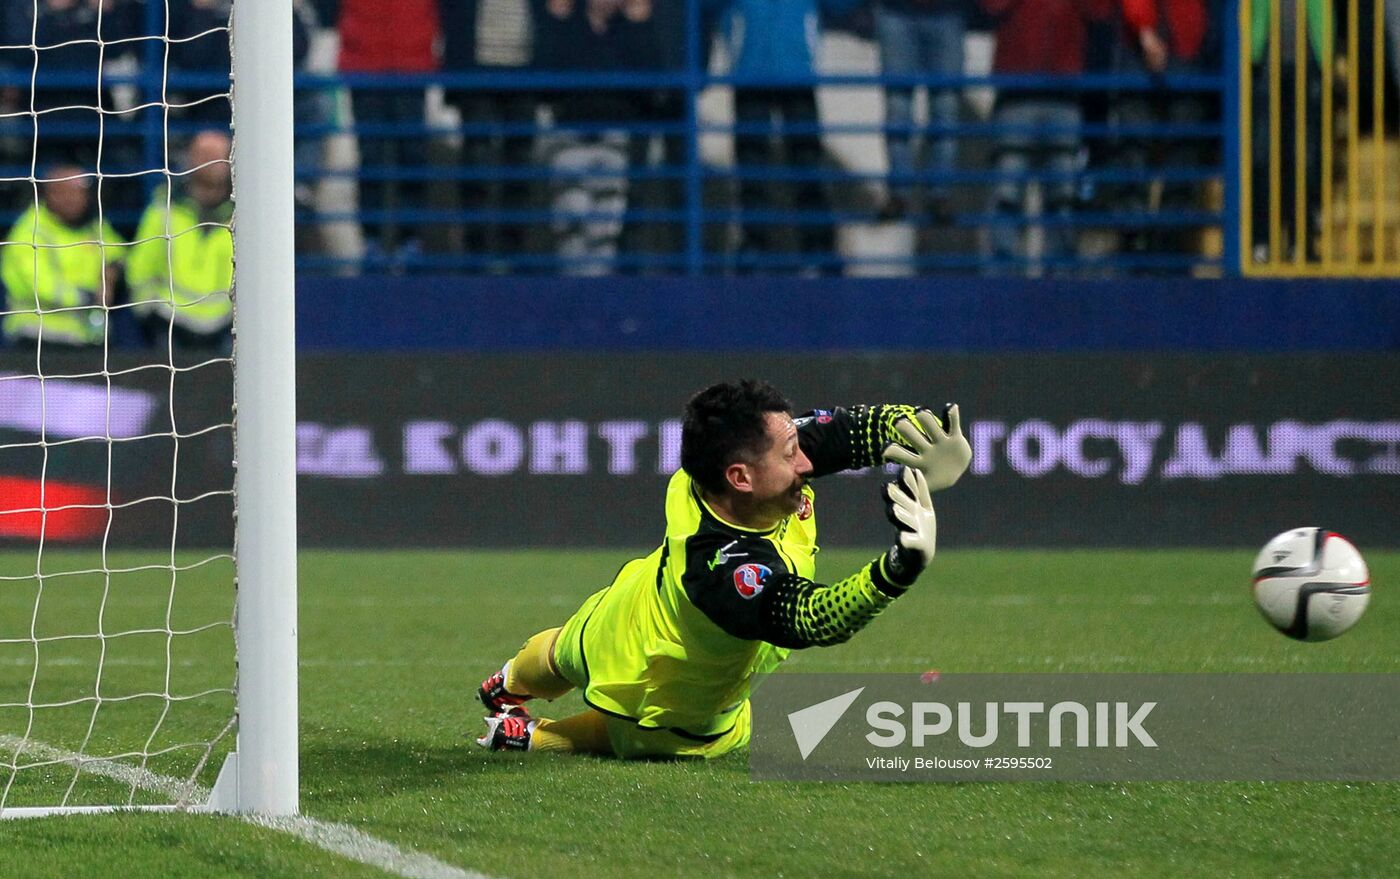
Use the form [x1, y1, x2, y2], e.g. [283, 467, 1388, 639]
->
[475, 379, 971, 757]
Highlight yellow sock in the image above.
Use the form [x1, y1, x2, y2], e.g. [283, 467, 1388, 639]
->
[503, 627, 573, 701]
[530, 710, 613, 754]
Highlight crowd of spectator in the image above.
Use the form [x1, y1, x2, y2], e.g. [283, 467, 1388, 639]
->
[0, 0, 294, 351]
[0, 0, 1394, 325]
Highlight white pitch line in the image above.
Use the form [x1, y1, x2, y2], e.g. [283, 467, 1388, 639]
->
[0, 735, 489, 879]
[247, 814, 489, 879]
[0, 735, 205, 804]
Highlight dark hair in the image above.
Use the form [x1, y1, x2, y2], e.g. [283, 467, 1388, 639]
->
[680, 380, 791, 495]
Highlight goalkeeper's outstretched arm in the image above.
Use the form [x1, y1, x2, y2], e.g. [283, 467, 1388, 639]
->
[683, 467, 940, 649]
[797, 404, 971, 492]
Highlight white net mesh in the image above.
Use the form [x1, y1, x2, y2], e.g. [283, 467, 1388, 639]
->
[0, 0, 238, 813]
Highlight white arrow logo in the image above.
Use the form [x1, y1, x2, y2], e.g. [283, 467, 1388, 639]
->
[787, 687, 864, 760]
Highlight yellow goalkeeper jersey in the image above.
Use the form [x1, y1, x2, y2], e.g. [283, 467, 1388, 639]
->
[552, 404, 932, 742]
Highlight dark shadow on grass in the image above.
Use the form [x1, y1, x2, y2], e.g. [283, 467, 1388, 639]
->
[301, 737, 751, 807]
[300, 739, 529, 805]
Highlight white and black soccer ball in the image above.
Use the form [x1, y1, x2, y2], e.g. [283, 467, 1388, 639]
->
[1251, 528, 1371, 642]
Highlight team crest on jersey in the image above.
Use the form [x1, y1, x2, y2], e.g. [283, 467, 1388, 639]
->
[797, 494, 813, 520]
[732, 563, 772, 599]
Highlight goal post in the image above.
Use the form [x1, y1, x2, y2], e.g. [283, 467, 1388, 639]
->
[0, 0, 297, 818]
[222, 0, 299, 817]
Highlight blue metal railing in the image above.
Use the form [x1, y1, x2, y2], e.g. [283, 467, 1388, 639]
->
[0, 9, 1232, 277]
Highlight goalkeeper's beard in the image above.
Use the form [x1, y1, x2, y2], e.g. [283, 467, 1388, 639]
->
[779, 478, 807, 515]
[741, 478, 807, 528]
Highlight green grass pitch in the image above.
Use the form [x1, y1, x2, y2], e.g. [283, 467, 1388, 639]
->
[1, 547, 1397, 878]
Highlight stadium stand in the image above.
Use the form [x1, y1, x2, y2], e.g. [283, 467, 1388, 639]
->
[0, 0, 1394, 284]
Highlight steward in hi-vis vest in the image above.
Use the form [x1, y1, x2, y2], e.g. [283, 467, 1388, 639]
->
[128, 131, 234, 348]
[1, 167, 124, 347]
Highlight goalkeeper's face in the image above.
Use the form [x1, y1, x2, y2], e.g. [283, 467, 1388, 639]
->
[743, 412, 813, 520]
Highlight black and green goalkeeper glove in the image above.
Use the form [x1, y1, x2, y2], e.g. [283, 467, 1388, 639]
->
[882, 403, 972, 492]
[879, 466, 937, 588]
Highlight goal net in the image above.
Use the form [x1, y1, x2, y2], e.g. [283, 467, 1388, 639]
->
[0, 0, 297, 817]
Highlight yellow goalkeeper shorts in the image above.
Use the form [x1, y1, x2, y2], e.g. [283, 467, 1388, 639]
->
[553, 586, 750, 760]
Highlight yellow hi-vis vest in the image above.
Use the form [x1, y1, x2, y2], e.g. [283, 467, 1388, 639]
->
[128, 189, 234, 335]
[1, 204, 125, 346]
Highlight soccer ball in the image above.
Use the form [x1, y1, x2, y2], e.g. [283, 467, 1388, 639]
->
[1251, 528, 1371, 642]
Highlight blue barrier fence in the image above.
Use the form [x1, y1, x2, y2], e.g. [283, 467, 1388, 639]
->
[291, 276, 1399, 351]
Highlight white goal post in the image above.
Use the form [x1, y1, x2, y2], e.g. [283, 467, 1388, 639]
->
[0, 0, 297, 818]
[220, 0, 300, 818]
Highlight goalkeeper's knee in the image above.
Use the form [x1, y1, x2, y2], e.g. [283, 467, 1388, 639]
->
[506, 628, 573, 701]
